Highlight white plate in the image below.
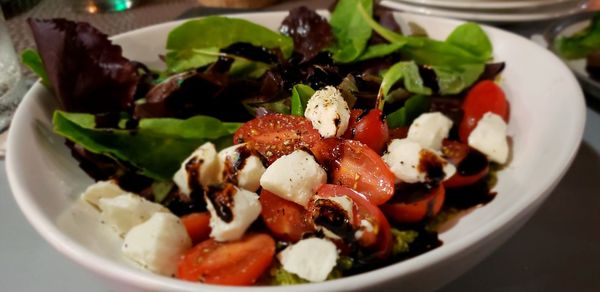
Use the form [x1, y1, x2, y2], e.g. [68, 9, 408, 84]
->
[389, 0, 578, 10]
[381, 0, 585, 22]
[6, 11, 585, 292]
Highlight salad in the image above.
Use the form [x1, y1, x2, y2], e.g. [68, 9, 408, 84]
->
[555, 12, 600, 81]
[23, 0, 510, 286]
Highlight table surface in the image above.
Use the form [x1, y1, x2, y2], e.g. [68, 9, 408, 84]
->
[2, 0, 600, 291]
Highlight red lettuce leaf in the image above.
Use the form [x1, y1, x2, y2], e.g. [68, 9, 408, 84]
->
[280, 7, 334, 63]
[28, 18, 139, 113]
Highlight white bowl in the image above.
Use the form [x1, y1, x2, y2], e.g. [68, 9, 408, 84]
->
[6, 12, 585, 291]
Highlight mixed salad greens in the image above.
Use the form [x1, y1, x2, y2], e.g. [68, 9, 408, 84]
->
[555, 12, 600, 81]
[23, 0, 510, 286]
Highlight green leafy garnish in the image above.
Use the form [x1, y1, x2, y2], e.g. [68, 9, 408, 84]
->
[432, 63, 485, 95]
[151, 181, 173, 202]
[357, 42, 405, 61]
[446, 22, 493, 61]
[329, 0, 374, 63]
[425, 208, 461, 232]
[386, 94, 431, 128]
[555, 13, 600, 59]
[290, 84, 315, 116]
[269, 266, 309, 285]
[267, 256, 353, 285]
[53, 111, 241, 181]
[391, 229, 419, 256]
[357, 3, 490, 66]
[21, 49, 49, 86]
[379, 61, 432, 104]
[243, 98, 291, 116]
[165, 17, 293, 72]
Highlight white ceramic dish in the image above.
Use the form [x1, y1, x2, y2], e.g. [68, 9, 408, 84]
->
[380, 0, 585, 23]
[6, 11, 585, 292]
[389, 0, 577, 10]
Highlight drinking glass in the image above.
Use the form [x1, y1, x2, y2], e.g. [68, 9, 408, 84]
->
[0, 7, 24, 133]
[72, 0, 141, 13]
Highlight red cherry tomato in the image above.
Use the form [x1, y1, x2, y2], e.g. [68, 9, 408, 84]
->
[441, 140, 490, 188]
[177, 233, 275, 286]
[233, 114, 321, 164]
[259, 190, 314, 242]
[343, 109, 389, 154]
[311, 138, 395, 205]
[180, 212, 211, 245]
[313, 184, 393, 258]
[459, 80, 509, 142]
[381, 184, 445, 224]
[388, 126, 409, 141]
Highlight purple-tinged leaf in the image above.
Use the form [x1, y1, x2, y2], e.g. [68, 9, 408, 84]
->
[280, 7, 334, 63]
[28, 18, 139, 113]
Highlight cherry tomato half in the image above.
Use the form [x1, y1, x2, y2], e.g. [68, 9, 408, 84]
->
[311, 138, 395, 205]
[259, 190, 314, 242]
[459, 80, 509, 142]
[381, 184, 445, 224]
[233, 114, 321, 164]
[177, 233, 275, 286]
[442, 140, 490, 188]
[313, 184, 393, 258]
[181, 212, 211, 245]
[343, 109, 389, 154]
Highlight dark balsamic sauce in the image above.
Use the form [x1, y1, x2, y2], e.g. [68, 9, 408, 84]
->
[164, 189, 207, 217]
[185, 157, 203, 194]
[458, 150, 488, 176]
[445, 179, 497, 210]
[418, 150, 447, 186]
[222, 145, 259, 185]
[311, 198, 355, 241]
[389, 182, 434, 204]
[205, 184, 236, 223]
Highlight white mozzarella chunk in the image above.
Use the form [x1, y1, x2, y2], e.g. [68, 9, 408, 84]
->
[260, 150, 327, 207]
[173, 142, 220, 196]
[205, 186, 261, 242]
[468, 112, 509, 164]
[122, 212, 191, 276]
[325, 195, 354, 220]
[382, 139, 456, 184]
[80, 180, 126, 208]
[277, 237, 339, 282]
[407, 112, 453, 151]
[218, 143, 266, 192]
[304, 86, 351, 138]
[98, 193, 169, 236]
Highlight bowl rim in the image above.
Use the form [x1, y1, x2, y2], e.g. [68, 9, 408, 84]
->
[6, 11, 586, 291]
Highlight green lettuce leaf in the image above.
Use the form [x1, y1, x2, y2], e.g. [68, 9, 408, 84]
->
[21, 49, 49, 86]
[555, 13, 600, 59]
[290, 84, 315, 116]
[379, 61, 432, 108]
[329, 0, 374, 63]
[164, 47, 220, 73]
[432, 63, 485, 95]
[53, 111, 241, 181]
[386, 94, 431, 128]
[165, 47, 271, 78]
[445, 22, 493, 61]
[165, 17, 292, 72]
[357, 4, 490, 66]
[357, 42, 405, 61]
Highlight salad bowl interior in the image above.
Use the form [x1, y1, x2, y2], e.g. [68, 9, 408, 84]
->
[6, 11, 585, 291]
